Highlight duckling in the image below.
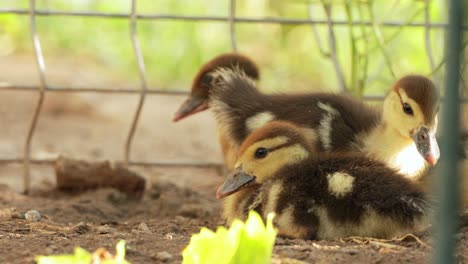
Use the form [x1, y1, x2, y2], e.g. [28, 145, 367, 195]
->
[173, 53, 260, 169]
[209, 67, 440, 179]
[173, 53, 259, 122]
[216, 121, 430, 239]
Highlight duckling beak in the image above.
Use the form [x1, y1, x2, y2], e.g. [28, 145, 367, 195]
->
[412, 126, 440, 166]
[216, 170, 256, 199]
[173, 95, 209, 122]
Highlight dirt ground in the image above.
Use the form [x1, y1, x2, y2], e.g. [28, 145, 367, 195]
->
[0, 55, 468, 263]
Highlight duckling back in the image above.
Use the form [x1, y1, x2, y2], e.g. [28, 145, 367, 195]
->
[209, 67, 380, 152]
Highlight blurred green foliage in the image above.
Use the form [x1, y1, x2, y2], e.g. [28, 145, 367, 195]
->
[0, 0, 456, 95]
[36, 240, 129, 264]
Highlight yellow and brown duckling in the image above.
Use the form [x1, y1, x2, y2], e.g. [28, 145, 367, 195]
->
[208, 67, 440, 179]
[217, 121, 430, 239]
[173, 52, 259, 122]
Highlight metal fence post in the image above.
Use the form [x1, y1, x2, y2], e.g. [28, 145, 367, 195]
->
[433, 0, 463, 263]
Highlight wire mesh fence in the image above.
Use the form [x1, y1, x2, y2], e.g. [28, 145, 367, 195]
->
[0, 0, 467, 195]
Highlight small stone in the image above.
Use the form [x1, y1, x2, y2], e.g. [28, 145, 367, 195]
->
[24, 210, 41, 222]
[164, 232, 176, 240]
[137, 222, 151, 234]
[153, 251, 173, 262]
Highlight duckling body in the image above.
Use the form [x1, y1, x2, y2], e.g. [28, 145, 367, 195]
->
[238, 157, 428, 239]
[209, 68, 440, 179]
[217, 121, 430, 239]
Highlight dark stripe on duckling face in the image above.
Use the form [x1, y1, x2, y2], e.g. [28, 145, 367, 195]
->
[267, 141, 297, 153]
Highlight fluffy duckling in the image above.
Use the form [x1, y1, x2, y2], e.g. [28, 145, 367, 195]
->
[173, 53, 259, 122]
[173, 53, 260, 168]
[209, 68, 440, 179]
[217, 121, 430, 239]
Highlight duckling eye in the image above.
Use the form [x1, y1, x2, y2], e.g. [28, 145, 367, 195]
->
[201, 74, 213, 86]
[402, 103, 414, 115]
[254, 148, 269, 159]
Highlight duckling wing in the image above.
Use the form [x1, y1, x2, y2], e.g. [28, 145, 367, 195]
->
[398, 195, 433, 215]
[354, 180, 431, 221]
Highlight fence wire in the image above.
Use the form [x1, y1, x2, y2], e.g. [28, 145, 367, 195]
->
[0, 1, 467, 193]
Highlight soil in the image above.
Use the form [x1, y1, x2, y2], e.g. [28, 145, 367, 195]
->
[0, 55, 467, 263]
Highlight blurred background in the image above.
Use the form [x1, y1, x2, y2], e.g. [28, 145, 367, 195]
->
[1, 0, 465, 94]
[0, 0, 467, 190]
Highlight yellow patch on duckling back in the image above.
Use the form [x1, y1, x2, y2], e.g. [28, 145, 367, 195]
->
[246, 111, 275, 132]
[326, 172, 355, 198]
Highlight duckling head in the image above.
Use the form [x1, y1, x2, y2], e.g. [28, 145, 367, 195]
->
[173, 53, 259, 122]
[383, 75, 440, 165]
[216, 121, 311, 199]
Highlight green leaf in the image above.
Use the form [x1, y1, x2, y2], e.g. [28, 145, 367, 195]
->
[182, 211, 277, 264]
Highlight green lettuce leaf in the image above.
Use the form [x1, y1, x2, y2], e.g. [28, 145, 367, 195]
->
[183, 211, 277, 264]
